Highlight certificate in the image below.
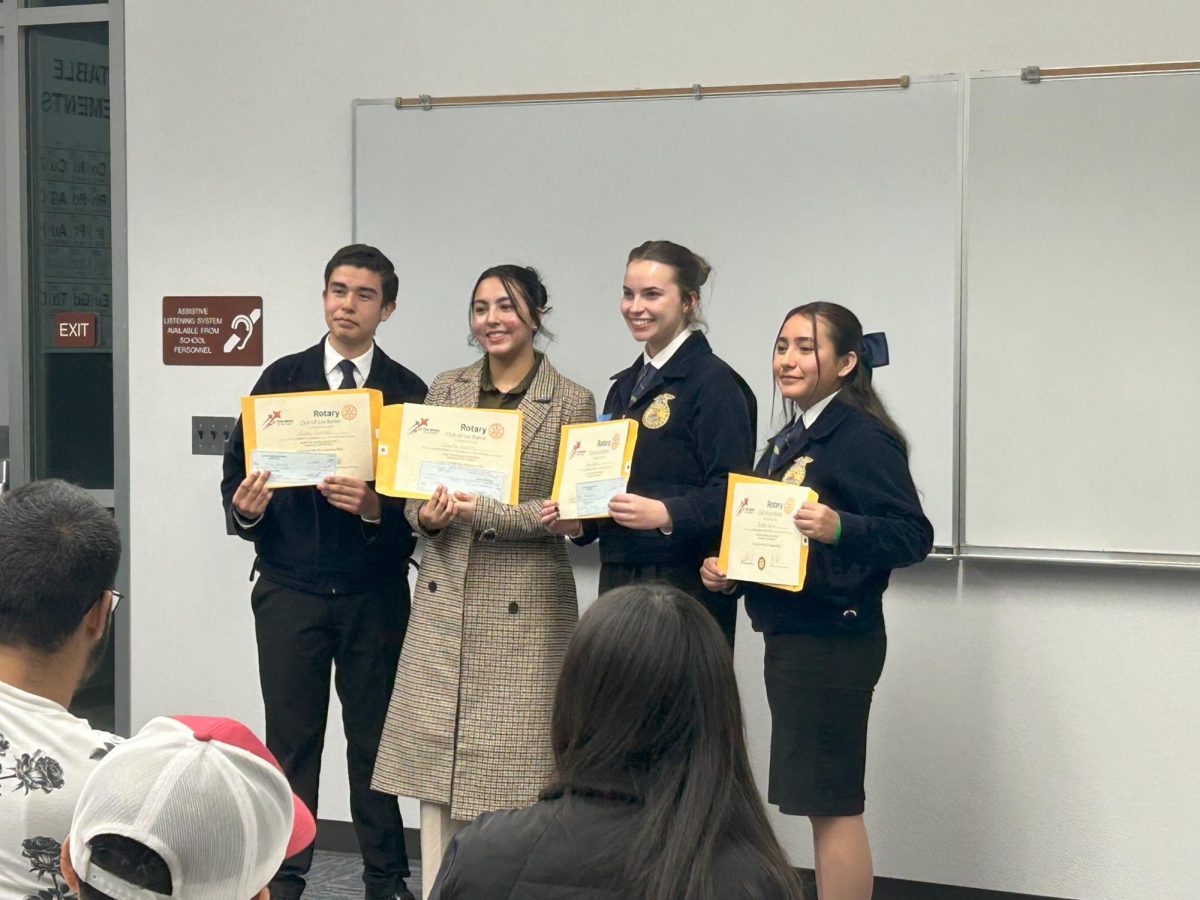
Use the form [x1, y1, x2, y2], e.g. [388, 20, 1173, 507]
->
[375, 403, 522, 503]
[241, 389, 382, 488]
[249, 450, 337, 487]
[550, 419, 639, 519]
[718, 474, 819, 591]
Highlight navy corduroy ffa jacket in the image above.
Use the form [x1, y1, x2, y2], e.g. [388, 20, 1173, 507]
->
[220, 336, 427, 595]
[744, 396, 932, 635]
[578, 332, 756, 567]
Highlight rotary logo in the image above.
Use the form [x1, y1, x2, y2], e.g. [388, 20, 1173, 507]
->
[610, 434, 621, 450]
[341, 404, 358, 420]
[757, 556, 767, 571]
[488, 423, 506, 440]
[783, 456, 814, 485]
[784, 497, 796, 515]
[641, 393, 675, 430]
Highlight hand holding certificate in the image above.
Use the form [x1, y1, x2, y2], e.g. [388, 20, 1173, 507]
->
[375, 403, 522, 503]
[241, 389, 382, 488]
[550, 419, 639, 519]
[718, 474, 819, 591]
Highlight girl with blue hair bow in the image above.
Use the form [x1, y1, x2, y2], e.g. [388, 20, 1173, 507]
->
[702, 301, 932, 900]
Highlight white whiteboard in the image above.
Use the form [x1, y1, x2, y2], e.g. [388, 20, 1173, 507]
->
[355, 80, 961, 546]
[964, 72, 1200, 557]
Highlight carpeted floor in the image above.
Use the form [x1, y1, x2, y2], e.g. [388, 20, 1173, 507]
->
[306, 851, 424, 899]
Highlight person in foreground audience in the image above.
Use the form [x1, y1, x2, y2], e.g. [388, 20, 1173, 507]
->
[61, 715, 317, 900]
[428, 583, 805, 900]
[0, 479, 122, 900]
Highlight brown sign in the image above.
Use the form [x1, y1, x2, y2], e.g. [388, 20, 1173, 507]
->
[163, 296, 263, 366]
[52, 312, 100, 348]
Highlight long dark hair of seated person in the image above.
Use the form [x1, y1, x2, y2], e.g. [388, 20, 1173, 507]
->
[78, 833, 173, 899]
[548, 583, 804, 899]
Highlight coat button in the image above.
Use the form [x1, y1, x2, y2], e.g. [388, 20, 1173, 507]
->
[480, 528, 497, 541]
[428, 581, 437, 593]
[842, 609, 857, 620]
[508, 601, 519, 614]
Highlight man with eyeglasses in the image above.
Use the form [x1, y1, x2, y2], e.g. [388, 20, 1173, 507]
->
[0, 478, 123, 900]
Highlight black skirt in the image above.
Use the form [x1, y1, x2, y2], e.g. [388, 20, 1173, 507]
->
[763, 629, 887, 817]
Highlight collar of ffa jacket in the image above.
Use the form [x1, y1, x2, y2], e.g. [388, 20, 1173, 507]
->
[759, 395, 854, 475]
[610, 330, 712, 384]
[290, 336, 392, 390]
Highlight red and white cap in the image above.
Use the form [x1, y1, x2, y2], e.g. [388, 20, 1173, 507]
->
[69, 716, 317, 899]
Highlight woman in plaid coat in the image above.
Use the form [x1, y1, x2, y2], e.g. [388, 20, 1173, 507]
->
[371, 265, 595, 896]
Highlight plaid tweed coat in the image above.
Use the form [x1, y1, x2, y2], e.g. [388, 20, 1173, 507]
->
[371, 356, 596, 820]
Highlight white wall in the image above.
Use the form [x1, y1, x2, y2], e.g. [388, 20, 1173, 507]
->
[124, 2, 1200, 897]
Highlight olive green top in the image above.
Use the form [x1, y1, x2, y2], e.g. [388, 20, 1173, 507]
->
[477, 352, 544, 409]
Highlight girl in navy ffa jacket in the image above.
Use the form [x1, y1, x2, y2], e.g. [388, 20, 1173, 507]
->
[542, 241, 755, 645]
[701, 302, 932, 900]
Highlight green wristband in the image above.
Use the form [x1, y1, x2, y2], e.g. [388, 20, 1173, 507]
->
[833, 517, 842, 545]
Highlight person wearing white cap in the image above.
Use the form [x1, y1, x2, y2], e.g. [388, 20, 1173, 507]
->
[60, 716, 316, 900]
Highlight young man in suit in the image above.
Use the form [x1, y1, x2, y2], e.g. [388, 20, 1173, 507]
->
[221, 244, 426, 900]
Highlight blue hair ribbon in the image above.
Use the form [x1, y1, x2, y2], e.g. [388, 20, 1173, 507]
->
[860, 332, 889, 369]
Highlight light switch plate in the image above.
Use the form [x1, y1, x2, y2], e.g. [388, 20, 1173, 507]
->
[192, 416, 237, 455]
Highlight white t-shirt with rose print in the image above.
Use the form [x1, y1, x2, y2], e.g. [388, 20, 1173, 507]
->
[0, 679, 120, 900]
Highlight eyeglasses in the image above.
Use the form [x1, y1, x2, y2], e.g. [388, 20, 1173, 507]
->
[108, 589, 123, 614]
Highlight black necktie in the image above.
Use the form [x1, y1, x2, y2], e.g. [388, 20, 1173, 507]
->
[337, 359, 357, 390]
[629, 363, 658, 405]
[768, 417, 807, 475]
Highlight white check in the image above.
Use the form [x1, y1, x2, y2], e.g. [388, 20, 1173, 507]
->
[250, 450, 337, 488]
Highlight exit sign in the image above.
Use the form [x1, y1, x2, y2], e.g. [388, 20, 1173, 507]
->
[52, 312, 99, 348]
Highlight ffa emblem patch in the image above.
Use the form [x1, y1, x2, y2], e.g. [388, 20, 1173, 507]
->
[641, 393, 675, 430]
[782, 456, 814, 485]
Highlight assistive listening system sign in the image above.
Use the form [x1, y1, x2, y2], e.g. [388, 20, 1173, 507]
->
[162, 296, 263, 366]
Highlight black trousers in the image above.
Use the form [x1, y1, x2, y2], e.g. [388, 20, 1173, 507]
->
[252, 576, 411, 899]
[599, 561, 736, 647]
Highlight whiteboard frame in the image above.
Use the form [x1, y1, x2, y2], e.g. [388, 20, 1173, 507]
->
[959, 68, 1200, 570]
[352, 69, 1200, 570]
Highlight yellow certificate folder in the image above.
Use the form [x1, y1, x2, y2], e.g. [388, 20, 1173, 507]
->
[718, 473, 818, 592]
[241, 388, 382, 487]
[550, 419, 639, 519]
[375, 403, 522, 504]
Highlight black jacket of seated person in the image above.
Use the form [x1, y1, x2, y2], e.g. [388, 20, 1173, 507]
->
[428, 789, 783, 900]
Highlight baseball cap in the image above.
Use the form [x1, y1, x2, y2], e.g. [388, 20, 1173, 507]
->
[69, 716, 317, 899]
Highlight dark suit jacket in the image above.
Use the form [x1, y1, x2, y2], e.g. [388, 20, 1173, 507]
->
[579, 332, 756, 566]
[744, 397, 932, 635]
[220, 336, 427, 595]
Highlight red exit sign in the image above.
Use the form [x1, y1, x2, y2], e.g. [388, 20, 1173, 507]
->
[52, 312, 99, 348]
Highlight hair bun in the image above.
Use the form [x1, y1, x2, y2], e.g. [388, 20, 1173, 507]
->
[522, 266, 549, 309]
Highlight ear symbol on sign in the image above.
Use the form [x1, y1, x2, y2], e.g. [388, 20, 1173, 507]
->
[223, 308, 262, 353]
